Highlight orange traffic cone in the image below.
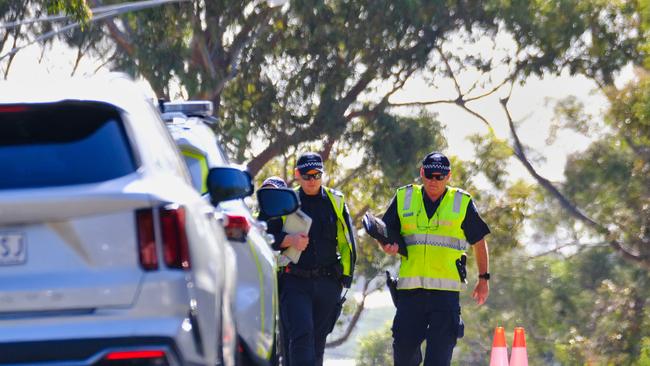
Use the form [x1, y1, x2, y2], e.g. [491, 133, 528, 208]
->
[509, 327, 528, 366]
[489, 326, 509, 366]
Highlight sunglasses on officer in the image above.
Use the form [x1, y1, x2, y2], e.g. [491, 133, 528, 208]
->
[301, 172, 322, 181]
[424, 171, 448, 181]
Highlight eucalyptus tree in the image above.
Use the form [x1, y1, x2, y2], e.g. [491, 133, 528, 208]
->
[5, 1, 644, 177]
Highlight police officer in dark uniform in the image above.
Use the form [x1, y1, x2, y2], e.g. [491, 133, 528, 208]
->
[258, 175, 291, 366]
[378, 151, 490, 366]
[264, 152, 357, 366]
[261, 176, 289, 189]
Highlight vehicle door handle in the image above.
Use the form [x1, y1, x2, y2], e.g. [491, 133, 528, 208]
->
[211, 211, 226, 224]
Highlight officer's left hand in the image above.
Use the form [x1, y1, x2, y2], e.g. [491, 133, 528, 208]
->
[380, 242, 399, 256]
[472, 279, 489, 305]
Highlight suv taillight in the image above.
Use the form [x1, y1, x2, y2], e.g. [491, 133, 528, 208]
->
[224, 214, 250, 242]
[0, 105, 28, 113]
[98, 349, 169, 366]
[160, 206, 191, 270]
[136, 206, 191, 271]
[136, 209, 158, 271]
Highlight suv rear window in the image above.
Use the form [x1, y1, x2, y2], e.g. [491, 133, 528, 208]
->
[0, 102, 136, 189]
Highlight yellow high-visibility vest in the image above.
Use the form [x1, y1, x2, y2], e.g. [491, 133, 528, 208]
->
[396, 185, 470, 291]
[292, 187, 355, 279]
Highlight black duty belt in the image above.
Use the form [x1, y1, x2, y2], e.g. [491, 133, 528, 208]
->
[283, 264, 339, 279]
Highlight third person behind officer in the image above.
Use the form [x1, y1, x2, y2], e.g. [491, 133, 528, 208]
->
[266, 152, 357, 366]
[378, 151, 490, 366]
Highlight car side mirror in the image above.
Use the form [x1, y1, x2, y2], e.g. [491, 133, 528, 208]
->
[207, 167, 253, 204]
[256, 188, 300, 217]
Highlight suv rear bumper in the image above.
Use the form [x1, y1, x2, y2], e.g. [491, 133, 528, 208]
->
[0, 275, 217, 366]
[0, 337, 191, 366]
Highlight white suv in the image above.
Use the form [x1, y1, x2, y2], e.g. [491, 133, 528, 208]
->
[0, 75, 246, 366]
[161, 101, 280, 366]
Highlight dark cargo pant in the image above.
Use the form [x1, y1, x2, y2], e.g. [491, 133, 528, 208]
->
[279, 274, 342, 366]
[392, 289, 463, 366]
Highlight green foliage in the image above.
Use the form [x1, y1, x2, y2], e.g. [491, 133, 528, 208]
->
[355, 247, 650, 364]
[103, 0, 194, 97]
[5, 2, 650, 362]
[607, 75, 650, 156]
[355, 322, 393, 366]
[454, 246, 650, 365]
[46, 0, 90, 24]
[490, 0, 646, 84]
[561, 74, 650, 260]
[467, 134, 514, 190]
[546, 95, 596, 145]
[640, 0, 650, 68]
[478, 180, 537, 256]
[361, 110, 447, 188]
[638, 337, 650, 366]
[5, 0, 646, 177]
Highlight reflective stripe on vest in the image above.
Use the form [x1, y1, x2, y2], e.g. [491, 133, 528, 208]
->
[402, 234, 468, 251]
[398, 277, 462, 291]
[396, 185, 471, 292]
[323, 187, 354, 277]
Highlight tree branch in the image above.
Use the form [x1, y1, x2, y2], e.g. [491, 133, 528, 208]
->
[70, 35, 88, 76]
[464, 74, 514, 103]
[325, 279, 371, 347]
[501, 96, 601, 230]
[93, 50, 117, 74]
[247, 118, 328, 176]
[352, 204, 370, 223]
[332, 164, 367, 189]
[189, 22, 217, 79]
[388, 98, 458, 108]
[500, 94, 650, 269]
[2, 30, 19, 80]
[526, 241, 607, 260]
[211, 6, 274, 100]
[436, 45, 462, 96]
[320, 137, 336, 162]
[103, 18, 135, 56]
[457, 103, 496, 132]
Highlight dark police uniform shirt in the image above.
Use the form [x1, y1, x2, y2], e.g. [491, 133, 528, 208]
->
[263, 187, 356, 270]
[382, 186, 490, 309]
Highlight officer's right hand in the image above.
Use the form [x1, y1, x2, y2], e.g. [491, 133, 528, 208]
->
[289, 233, 309, 251]
[381, 242, 399, 256]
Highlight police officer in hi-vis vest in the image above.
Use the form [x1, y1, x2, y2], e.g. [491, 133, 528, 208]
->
[379, 151, 490, 366]
[264, 152, 356, 366]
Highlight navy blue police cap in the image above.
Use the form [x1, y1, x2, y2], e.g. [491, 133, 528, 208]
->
[422, 151, 451, 175]
[261, 176, 287, 188]
[296, 152, 324, 175]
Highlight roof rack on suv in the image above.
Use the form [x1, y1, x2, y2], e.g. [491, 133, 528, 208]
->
[159, 100, 218, 125]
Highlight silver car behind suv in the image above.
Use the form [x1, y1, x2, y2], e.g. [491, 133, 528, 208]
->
[160, 101, 280, 366]
[0, 75, 249, 366]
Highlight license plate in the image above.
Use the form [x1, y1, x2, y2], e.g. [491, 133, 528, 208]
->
[0, 233, 26, 266]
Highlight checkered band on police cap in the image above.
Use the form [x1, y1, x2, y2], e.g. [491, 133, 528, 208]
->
[422, 151, 451, 174]
[296, 152, 324, 174]
[261, 176, 287, 188]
